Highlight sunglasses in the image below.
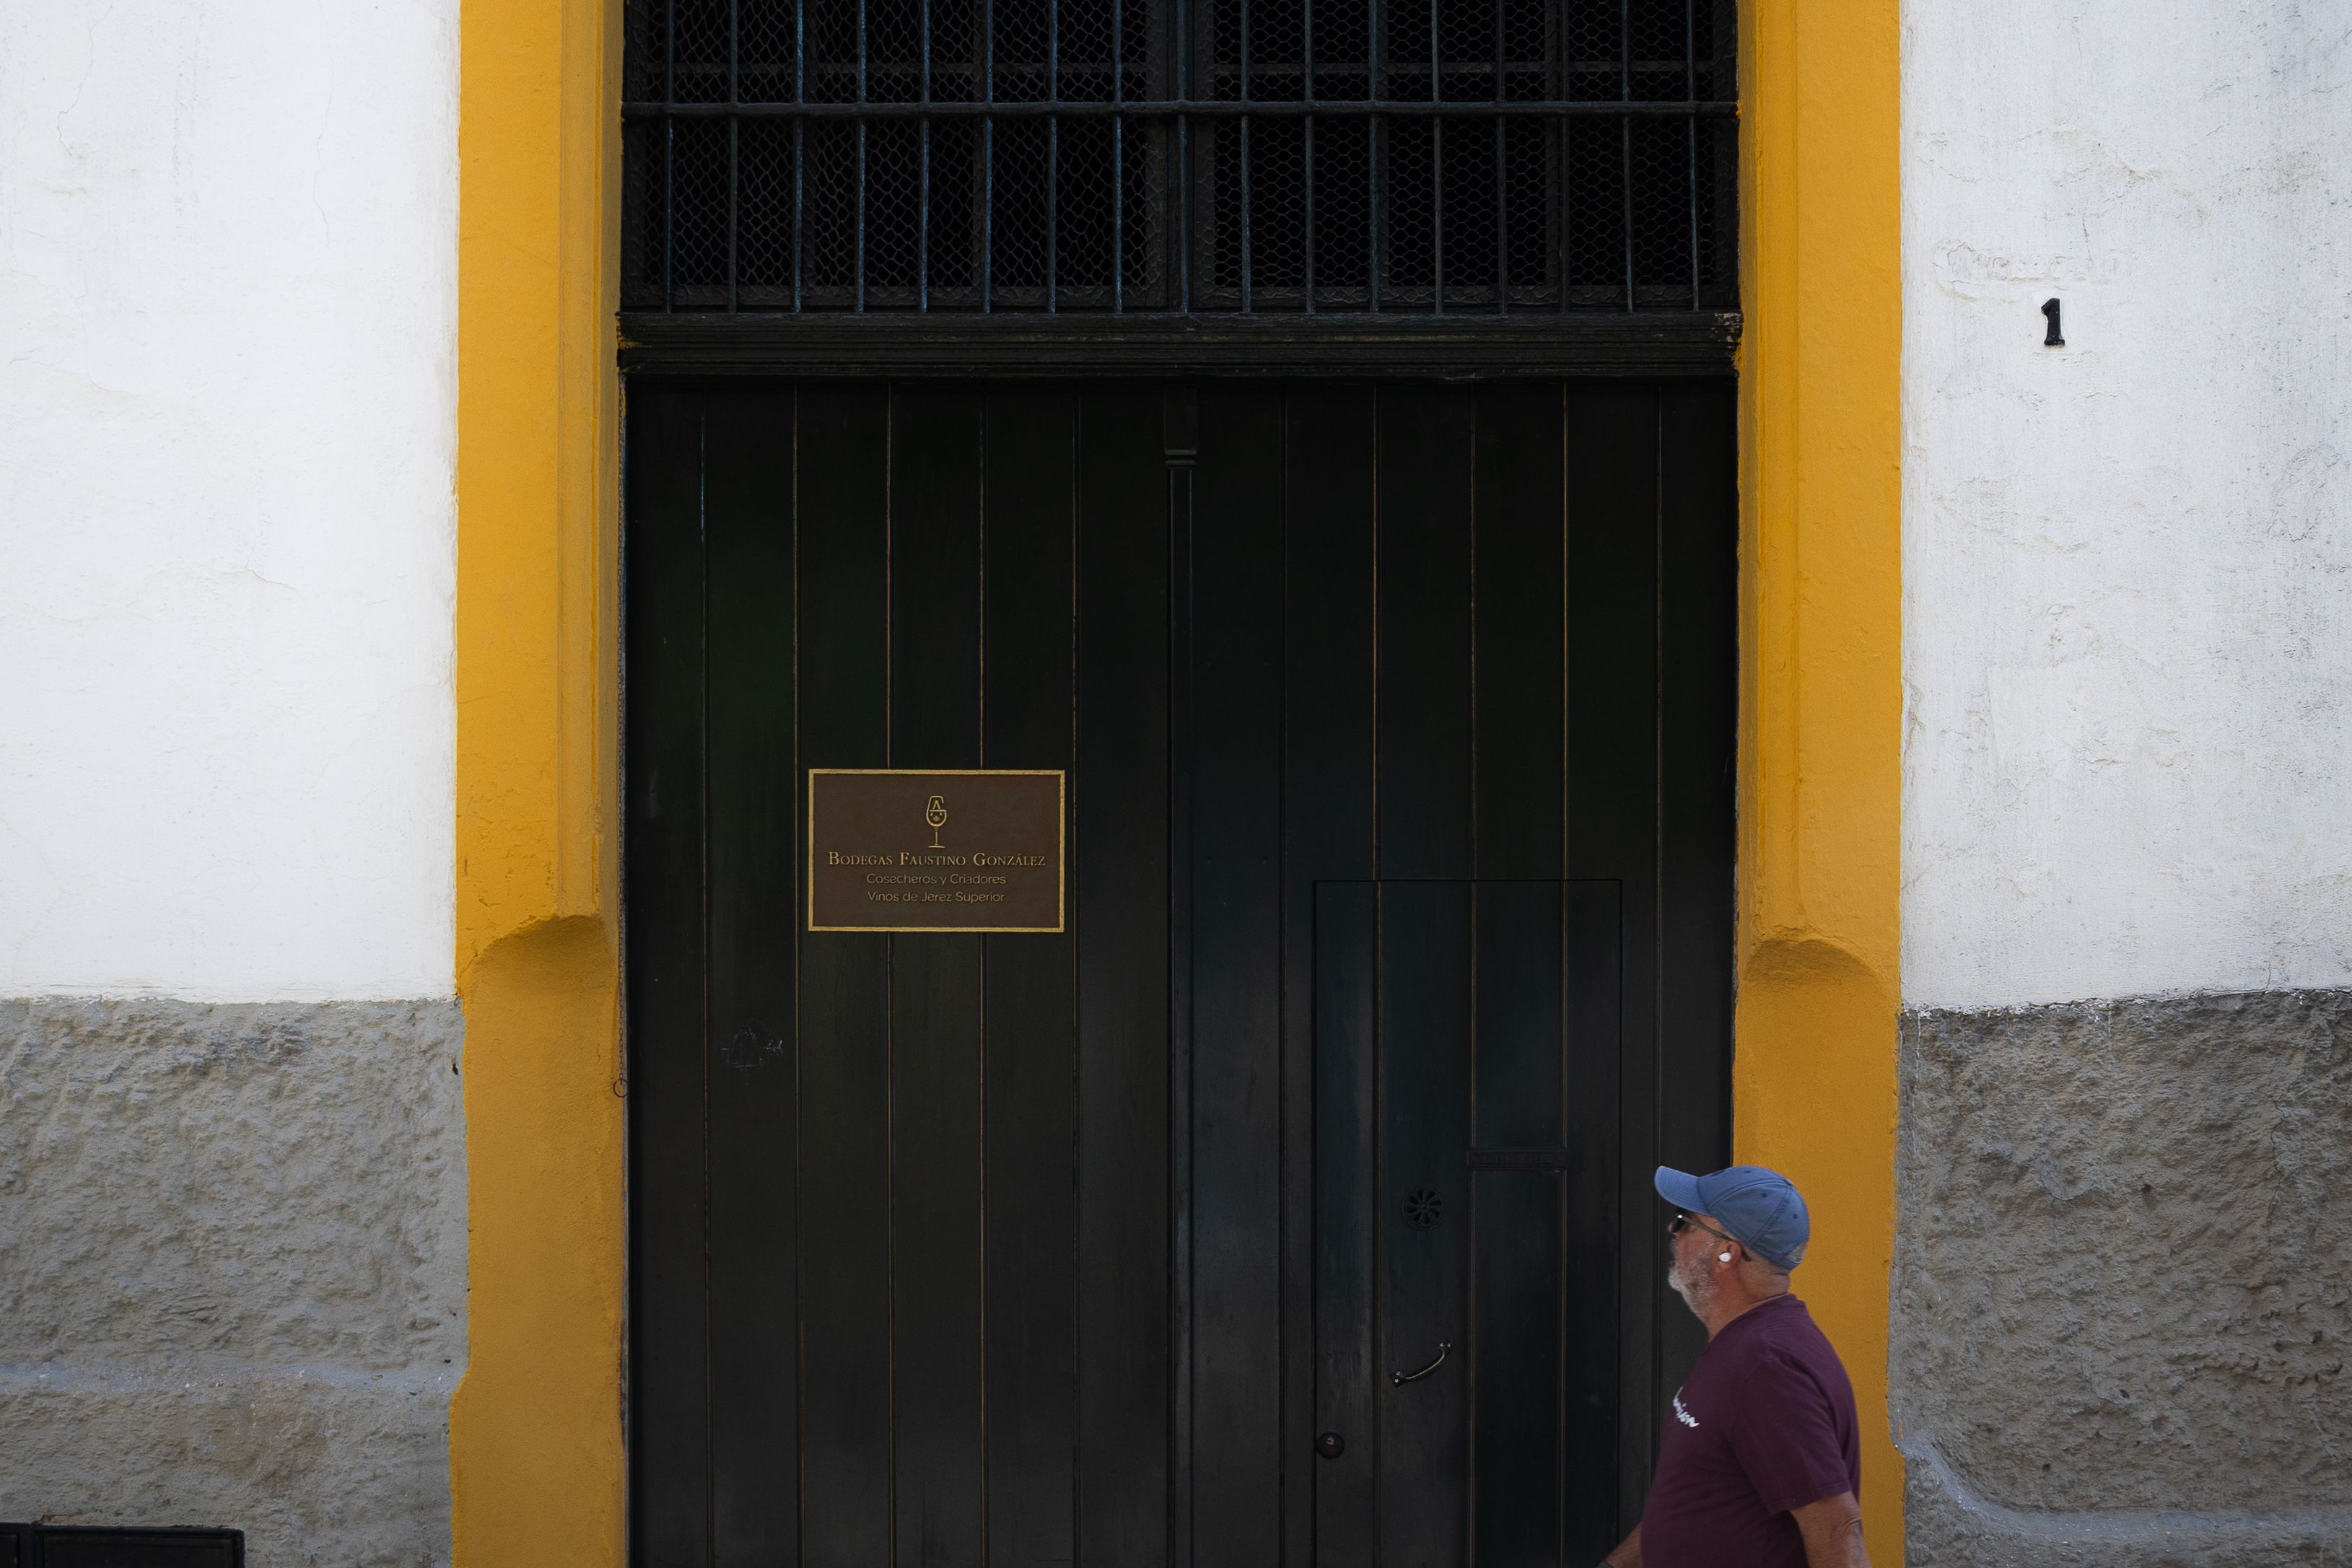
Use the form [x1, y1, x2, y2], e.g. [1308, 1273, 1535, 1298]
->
[1667, 1210, 1740, 1251]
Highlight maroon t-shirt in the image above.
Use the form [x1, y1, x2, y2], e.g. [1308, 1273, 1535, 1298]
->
[1640, 1295, 1861, 1568]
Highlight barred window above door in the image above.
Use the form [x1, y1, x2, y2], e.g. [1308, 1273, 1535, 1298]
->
[621, 0, 1735, 316]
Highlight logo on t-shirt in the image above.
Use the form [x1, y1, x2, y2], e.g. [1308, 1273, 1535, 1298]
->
[1671, 1390, 1700, 1429]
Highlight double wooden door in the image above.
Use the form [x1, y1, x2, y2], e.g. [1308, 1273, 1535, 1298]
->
[624, 380, 1734, 1567]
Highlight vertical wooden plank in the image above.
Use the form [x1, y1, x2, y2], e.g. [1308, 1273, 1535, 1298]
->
[1466, 385, 1577, 1565]
[1368, 383, 1477, 1562]
[1376, 881, 1472, 1568]
[626, 384, 713, 1568]
[1187, 384, 1287, 1562]
[1650, 379, 1738, 1546]
[1310, 882, 1379, 1565]
[1467, 883, 1568, 1568]
[888, 388, 987, 1568]
[889, 389, 986, 753]
[795, 383, 897, 1567]
[1374, 385, 1476, 882]
[1074, 385, 1173, 1568]
[704, 387, 804, 1566]
[1563, 383, 1665, 1533]
[1285, 386, 1379, 1567]
[980, 387, 1080, 1568]
[1469, 385, 1568, 882]
[1562, 880, 1626, 1564]
[1655, 382, 1738, 1181]
[1164, 385, 1199, 1568]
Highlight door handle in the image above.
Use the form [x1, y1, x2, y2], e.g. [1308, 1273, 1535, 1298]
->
[1391, 1341, 1452, 1386]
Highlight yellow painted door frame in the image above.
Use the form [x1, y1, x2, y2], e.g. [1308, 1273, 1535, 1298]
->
[1734, 0, 1906, 1554]
[453, 0, 627, 1562]
[448, 0, 1901, 1559]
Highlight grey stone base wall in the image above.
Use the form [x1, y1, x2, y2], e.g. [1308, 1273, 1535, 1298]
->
[1895, 989, 2352, 1567]
[0, 997, 467, 1567]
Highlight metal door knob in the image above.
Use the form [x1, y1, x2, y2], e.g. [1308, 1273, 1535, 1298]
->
[1316, 1431, 1346, 1460]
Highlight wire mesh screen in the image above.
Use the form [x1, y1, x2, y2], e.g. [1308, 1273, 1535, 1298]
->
[622, 0, 1735, 315]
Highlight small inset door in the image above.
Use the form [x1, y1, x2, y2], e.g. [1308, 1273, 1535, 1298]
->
[1314, 880, 1623, 1567]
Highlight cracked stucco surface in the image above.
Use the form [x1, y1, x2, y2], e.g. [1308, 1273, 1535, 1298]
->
[1894, 990, 2352, 1566]
[0, 997, 466, 1567]
[1899, 0, 2352, 1011]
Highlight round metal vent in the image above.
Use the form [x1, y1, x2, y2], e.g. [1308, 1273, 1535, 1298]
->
[1404, 1188, 1445, 1230]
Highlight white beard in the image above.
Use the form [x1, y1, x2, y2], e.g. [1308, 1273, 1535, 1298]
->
[1668, 1250, 1717, 1316]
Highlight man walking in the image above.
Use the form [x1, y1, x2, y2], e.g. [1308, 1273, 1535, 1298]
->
[1600, 1165, 1870, 1568]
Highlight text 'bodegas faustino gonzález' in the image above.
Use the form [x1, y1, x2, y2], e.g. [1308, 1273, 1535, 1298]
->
[806, 768, 1064, 932]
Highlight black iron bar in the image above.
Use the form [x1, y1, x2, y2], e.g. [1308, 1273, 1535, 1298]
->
[920, 0, 932, 310]
[663, 127, 678, 311]
[626, 97, 1733, 117]
[857, 0, 870, 310]
[1368, 0, 1381, 311]
[793, 0, 806, 309]
[748, 58, 1702, 84]
[1493, 0, 1505, 313]
[1428, 0, 1440, 313]
[1049, 0, 1060, 310]
[1302, 0, 1314, 312]
[728, 0, 740, 312]
[1492, 111, 1508, 311]
[1114, 0, 1125, 310]
[1177, 0, 1190, 310]
[1617, 0, 1633, 310]
[1241, 0, 1253, 310]
[701, 52, 1710, 82]
[982, 0, 994, 310]
[1555, 9, 1566, 315]
[663, 0, 676, 310]
[1683, 0, 1700, 308]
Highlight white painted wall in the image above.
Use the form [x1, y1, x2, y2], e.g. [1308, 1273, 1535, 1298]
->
[0, 3, 459, 1000]
[1901, 0, 2352, 1009]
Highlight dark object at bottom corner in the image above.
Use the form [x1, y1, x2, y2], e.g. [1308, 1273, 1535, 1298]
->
[0, 1524, 243, 1568]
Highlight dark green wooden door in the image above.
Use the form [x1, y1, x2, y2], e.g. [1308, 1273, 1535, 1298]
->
[624, 381, 1734, 1567]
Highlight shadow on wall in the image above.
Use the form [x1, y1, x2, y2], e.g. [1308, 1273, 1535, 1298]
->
[1893, 991, 2352, 1567]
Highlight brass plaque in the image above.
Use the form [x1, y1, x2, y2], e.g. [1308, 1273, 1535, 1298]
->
[807, 768, 1065, 932]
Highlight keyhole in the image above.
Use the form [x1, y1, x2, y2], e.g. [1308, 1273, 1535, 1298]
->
[2041, 297, 2065, 346]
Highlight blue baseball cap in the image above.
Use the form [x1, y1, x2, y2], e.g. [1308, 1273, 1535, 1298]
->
[1655, 1164, 1810, 1271]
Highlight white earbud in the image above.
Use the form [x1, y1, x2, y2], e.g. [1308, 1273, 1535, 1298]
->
[1718, 1252, 1732, 1263]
